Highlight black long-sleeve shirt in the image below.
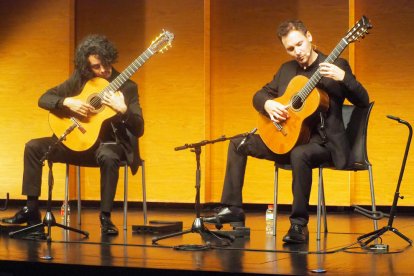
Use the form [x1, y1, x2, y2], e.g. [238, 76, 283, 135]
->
[252, 52, 369, 168]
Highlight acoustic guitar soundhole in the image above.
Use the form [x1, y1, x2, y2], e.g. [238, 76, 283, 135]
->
[291, 95, 304, 110]
[87, 94, 104, 113]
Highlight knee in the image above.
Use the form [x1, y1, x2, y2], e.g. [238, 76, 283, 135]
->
[229, 137, 256, 161]
[230, 137, 244, 151]
[25, 139, 38, 149]
[24, 139, 42, 155]
[97, 152, 120, 168]
[290, 146, 309, 166]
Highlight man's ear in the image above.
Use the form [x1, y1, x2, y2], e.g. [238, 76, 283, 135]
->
[306, 31, 313, 42]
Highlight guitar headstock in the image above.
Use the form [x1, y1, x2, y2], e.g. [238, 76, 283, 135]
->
[345, 15, 372, 44]
[149, 29, 174, 54]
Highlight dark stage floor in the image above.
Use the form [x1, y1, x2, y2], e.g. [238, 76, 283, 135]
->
[0, 205, 413, 275]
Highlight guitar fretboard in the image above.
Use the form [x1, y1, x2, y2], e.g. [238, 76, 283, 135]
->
[97, 48, 155, 98]
[297, 38, 349, 101]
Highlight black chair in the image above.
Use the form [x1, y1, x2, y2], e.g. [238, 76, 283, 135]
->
[63, 136, 147, 231]
[272, 102, 377, 240]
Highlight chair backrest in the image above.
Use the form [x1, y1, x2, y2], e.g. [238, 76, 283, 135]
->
[343, 102, 375, 169]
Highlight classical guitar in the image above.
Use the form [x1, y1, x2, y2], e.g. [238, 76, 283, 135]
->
[257, 16, 372, 154]
[48, 30, 174, 152]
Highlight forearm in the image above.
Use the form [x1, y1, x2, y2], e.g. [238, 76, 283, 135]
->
[118, 106, 144, 138]
[341, 72, 369, 107]
[253, 80, 280, 115]
[336, 59, 369, 107]
[119, 82, 144, 137]
[38, 87, 65, 111]
[38, 73, 81, 111]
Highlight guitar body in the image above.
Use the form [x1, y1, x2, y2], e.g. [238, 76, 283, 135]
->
[49, 77, 118, 152]
[257, 75, 329, 155]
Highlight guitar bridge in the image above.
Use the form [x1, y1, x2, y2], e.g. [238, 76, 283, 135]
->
[273, 122, 287, 136]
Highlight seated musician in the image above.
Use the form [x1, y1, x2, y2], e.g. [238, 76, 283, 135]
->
[2, 34, 144, 236]
[203, 19, 369, 244]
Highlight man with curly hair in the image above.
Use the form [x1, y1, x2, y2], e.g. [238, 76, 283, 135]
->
[2, 34, 144, 236]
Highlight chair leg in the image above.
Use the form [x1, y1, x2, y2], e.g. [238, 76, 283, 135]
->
[317, 167, 328, 240]
[273, 165, 279, 236]
[123, 164, 128, 231]
[321, 177, 328, 234]
[141, 160, 148, 225]
[368, 165, 378, 231]
[76, 166, 81, 226]
[64, 164, 70, 226]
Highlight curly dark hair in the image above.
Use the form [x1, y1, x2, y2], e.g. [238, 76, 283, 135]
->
[276, 20, 308, 40]
[75, 34, 118, 79]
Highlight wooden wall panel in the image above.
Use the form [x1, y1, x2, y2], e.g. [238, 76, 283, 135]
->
[0, 0, 73, 201]
[354, 0, 414, 205]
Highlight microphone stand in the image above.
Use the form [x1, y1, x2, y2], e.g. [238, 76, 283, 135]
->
[9, 123, 89, 244]
[357, 115, 412, 248]
[152, 129, 256, 247]
[0, 193, 9, 211]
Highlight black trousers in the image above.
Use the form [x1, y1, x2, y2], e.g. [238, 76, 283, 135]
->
[221, 134, 332, 226]
[22, 136, 126, 213]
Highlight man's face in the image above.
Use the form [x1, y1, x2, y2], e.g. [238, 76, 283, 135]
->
[88, 55, 112, 79]
[281, 30, 313, 67]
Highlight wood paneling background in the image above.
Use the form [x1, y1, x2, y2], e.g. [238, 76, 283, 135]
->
[0, 0, 73, 202]
[0, 0, 413, 208]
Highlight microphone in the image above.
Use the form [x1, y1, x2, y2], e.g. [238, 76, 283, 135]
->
[237, 128, 257, 152]
[70, 117, 86, 134]
[174, 144, 188, 151]
[387, 115, 407, 124]
[387, 115, 399, 121]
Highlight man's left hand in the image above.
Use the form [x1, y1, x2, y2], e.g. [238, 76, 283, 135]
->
[319, 62, 345, 81]
[102, 91, 127, 114]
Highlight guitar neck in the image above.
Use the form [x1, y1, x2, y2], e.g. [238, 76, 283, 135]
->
[93, 30, 174, 97]
[300, 38, 349, 98]
[103, 48, 155, 94]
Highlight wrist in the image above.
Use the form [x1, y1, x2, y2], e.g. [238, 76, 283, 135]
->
[62, 97, 72, 107]
[264, 100, 272, 110]
[57, 99, 65, 109]
[119, 105, 127, 114]
[339, 71, 345, 81]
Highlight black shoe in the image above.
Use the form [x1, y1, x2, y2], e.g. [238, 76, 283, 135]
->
[203, 206, 245, 230]
[100, 214, 119, 235]
[282, 224, 309, 244]
[1, 206, 41, 225]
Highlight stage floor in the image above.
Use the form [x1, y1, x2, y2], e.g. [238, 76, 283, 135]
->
[0, 206, 413, 275]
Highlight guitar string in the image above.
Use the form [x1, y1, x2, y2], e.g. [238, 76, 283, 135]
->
[88, 49, 153, 109]
[88, 35, 171, 108]
[273, 39, 346, 134]
[89, 51, 151, 105]
[294, 39, 348, 105]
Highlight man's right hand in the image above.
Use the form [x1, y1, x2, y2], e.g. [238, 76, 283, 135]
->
[264, 100, 289, 123]
[63, 97, 94, 117]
